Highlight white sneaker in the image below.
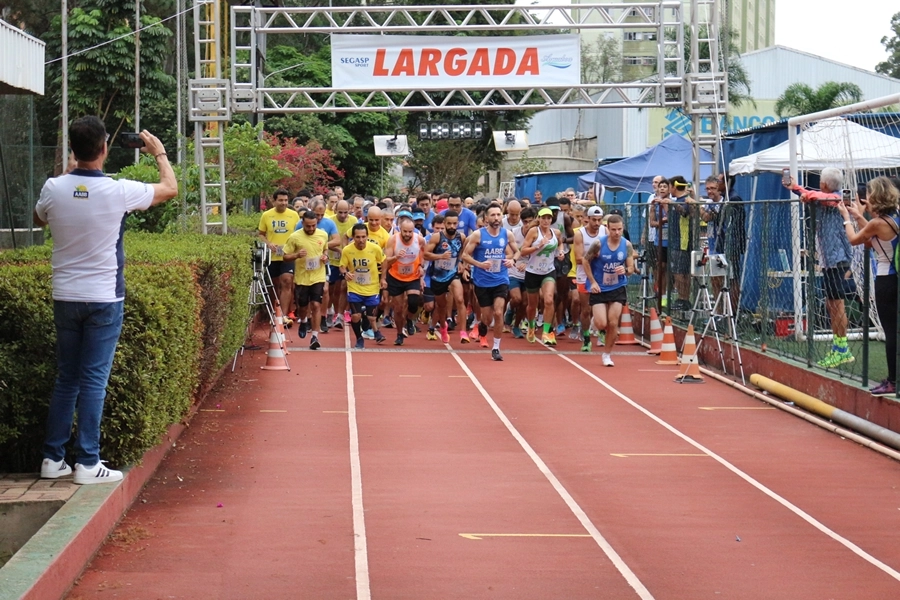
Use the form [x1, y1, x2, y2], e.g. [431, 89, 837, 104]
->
[362, 329, 375, 340]
[40, 458, 72, 479]
[73, 461, 123, 485]
[602, 353, 615, 367]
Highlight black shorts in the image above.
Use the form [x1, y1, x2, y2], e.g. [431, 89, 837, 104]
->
[327, 265, 344, 284]
[431, 275, 458, 297]
[386, 273, 422, 297]
[555, 254, 572, 279]
[423, 286, 435, 304]
[589, 286, 628, 306]
[823, 263, 856, 300]
[524, 270, 555, 293]
[295, 282, 325, 307]
[474, 284, 509, 308]
[669, 248, 690, 275]
[268, 259, 295, 278]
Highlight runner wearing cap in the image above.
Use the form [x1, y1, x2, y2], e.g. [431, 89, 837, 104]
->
[461, 202, 520, 361]
[583, 214, 634, 366]
[383, 212, 427, 346]
[573, 205, 607, 352]
[520, 207, 564, 345]
[341, 222, 387, 349]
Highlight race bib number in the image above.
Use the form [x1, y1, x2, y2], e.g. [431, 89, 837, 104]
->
[435, 259, 455, 272]
[305, 257, 320, 270]
[602, 271, 619, 286]
[398, 264, 414, 276]
[534, 256, 554, 273]
[489, 259, 502, 273]
[356, 271, 371, 285]
[328, 249, 342, 262]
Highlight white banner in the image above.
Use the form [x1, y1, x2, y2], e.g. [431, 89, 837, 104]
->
[331, 34, 580, 90]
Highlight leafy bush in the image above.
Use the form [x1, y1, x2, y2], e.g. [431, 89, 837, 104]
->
[0, 232, 253, 472]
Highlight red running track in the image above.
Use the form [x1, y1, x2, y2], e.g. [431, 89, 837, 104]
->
[67, 323, 900, 599]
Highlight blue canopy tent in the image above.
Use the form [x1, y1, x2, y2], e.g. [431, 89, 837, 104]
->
[514, 170, 591, 202]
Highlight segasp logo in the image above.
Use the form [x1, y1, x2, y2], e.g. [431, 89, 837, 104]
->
[373, 47, 540, 77]
[340, 56, 370, 67]
[541, 52, 574, 69]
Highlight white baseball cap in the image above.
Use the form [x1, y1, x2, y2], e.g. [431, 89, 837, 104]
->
[587, 206, 604, 217]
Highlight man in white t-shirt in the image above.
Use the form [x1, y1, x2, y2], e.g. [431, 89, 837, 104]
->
[34, 116, 177, 485]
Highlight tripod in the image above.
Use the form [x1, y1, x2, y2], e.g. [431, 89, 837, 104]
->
[232, 253, 290, 371]
[636, 251, 656, 316]
[686, 255, 745, 385]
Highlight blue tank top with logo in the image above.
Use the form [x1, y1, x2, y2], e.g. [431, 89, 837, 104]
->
[431, 232, 463, 283]
[472, 227, 509, 287]
[590, 236, 628, 292]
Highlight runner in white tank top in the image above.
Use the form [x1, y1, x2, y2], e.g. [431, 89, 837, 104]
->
[573, 206, 607, 352]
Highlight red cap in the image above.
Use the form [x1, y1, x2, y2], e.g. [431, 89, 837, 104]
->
[435, 199, 449, 212]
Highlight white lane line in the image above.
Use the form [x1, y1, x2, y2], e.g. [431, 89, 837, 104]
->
[345, 327, 371, 600]
[446, 345, 654, 600]
[555, 351, 900, 582]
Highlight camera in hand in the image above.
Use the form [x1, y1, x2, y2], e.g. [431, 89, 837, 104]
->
[119, 133, 145, 149]
[841, 188, 852, 205]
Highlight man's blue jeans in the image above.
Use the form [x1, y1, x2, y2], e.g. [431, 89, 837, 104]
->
[43, 300, 124, 467]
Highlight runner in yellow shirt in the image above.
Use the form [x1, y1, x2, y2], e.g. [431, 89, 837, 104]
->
[327, 199, 358, 330]
[257, 188, 300, 323]
[283, 210, 329, 350]
[364, 206, 390, 249]
[340, 222, 387, 349]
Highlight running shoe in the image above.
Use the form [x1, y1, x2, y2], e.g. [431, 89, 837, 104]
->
[480, 336, 489, 348]
[374, 331, 386, 345]
[466, 312, 475, 330]
[298, 321, 308, 339]
[320, 316, 329, 334]
[382, 317, 394, 328]
[325, 315, 334, 328]
[556, 323, 566, 336]
[309, 335, 321, 351]
[817, 350, 854, 368]
[491, 348, 503, 361]
[394, 334, 404, 346]
[282, 316, 293, 328]
[447, 316, 456, 331]
[602, 353, 614, 367]
[406, 319, 417, 336]
[871, 379, 896, 396]
[344, 310, 352, 323]
[581, 340, 592, 353]
[526, 325, 536, 343]
[355, 338, 365, 350]
[332, 319, 343, 330]
[502, 324, 512, 333]
[512, 325, 524, 339]
[426, 329, 438, 341]
[362, 329, 375, 340]
[546, 331, 557, 346]
[460, 330, 471, 343]
[287, 311, 297, 321]
[439, 325, 450, 343]
[541, 332, 552, 345]
[568, 325, 582, 341]
[597, 331, 606, 346]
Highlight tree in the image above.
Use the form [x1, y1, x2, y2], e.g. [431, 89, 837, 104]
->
[774, 82, 864, 119]
[266, 134, 345, 195]
[876, 11, 900, 79]
[581, 35, 622, 84]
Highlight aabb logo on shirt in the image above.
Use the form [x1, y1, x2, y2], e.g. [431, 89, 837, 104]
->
[73, 185, 89, 199]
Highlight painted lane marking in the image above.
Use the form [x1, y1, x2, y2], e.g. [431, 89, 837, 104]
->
[554, 351, 900, 583]
[199, 409, 225, 412]
[353, 374, 372, 377]
[399, 374, 421, 377]
[323, 410, 349, 414]
[610, 453, 708, 458]
[345, 327, 371, 600]
[446, 343, 654, 600]
[259, 410, 287, 413]
[459, 533, 592, 540]
[698, 407, 776, 411]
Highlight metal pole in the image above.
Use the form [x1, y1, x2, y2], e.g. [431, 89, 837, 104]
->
[862, 246, 870, 386]
[61, 0, 68, 170]
[176, 0, 183, 164]
[134, 0, 141, 163]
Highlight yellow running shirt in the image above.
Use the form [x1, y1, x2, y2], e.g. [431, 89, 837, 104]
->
[340, 242, 385, 297]
[329, 215, 358, 266]
[258, 208, 300, 261]
[366, 223, 390, 249]
[283, 228, 328, 286]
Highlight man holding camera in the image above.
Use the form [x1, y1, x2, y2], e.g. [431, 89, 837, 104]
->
[258, 188, 300, 324]
[784, 167, 854, 367]
[35, 117, 177, 484]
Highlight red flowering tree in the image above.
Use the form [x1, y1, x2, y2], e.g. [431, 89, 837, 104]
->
[265, 132, 344, 195]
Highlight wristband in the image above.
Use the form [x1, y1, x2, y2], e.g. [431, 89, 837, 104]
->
[843, 220, 851, 225]
[155, 152, 167, 159]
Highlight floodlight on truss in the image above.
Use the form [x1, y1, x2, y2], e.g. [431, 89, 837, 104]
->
[373, 135, 409, 157]
[492, 130, 528, 152]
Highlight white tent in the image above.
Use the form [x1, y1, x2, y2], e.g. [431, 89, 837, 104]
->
[728, 117, 900, 175]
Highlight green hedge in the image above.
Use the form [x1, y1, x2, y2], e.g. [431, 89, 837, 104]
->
[0, 233, 253, 472]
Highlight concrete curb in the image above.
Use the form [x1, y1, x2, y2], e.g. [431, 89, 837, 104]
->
[0, 417, 189, 600]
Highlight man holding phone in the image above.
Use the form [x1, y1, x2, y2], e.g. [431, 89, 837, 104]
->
[784, 167, 854, 367]
[35, 117, 177, 484]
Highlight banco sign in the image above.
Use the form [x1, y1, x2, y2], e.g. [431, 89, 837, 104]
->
[331, 34, 580, 90]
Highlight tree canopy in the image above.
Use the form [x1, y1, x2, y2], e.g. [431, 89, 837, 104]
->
[774, 82, 864, 119]
[876, 11, 900, 79]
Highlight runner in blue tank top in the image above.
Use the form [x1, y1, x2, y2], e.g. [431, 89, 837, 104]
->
[583, 214, 634, 367]
[461, 203, 521, 361]
[424, 211, 468, 344]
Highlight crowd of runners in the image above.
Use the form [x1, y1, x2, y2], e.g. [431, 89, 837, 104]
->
[258, 187, 635, 363]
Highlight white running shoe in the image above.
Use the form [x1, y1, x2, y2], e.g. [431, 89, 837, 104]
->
[602, 353, 615, 367]
[73, 461, 123, 485]
[40, 458, 72, 479]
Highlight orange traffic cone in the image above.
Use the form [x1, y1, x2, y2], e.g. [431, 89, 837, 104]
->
[646, 308, 663, 355]
[656, 317, 679, 365]
[261, 328, 290, 371]
[675, 324, 704, 383]
[616, 304, 639, 345]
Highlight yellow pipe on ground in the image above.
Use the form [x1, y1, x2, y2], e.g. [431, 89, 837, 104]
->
[749, 374, 836, 419]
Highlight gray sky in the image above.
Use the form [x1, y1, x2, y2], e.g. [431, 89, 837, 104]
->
[516, 0, 897, 73]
